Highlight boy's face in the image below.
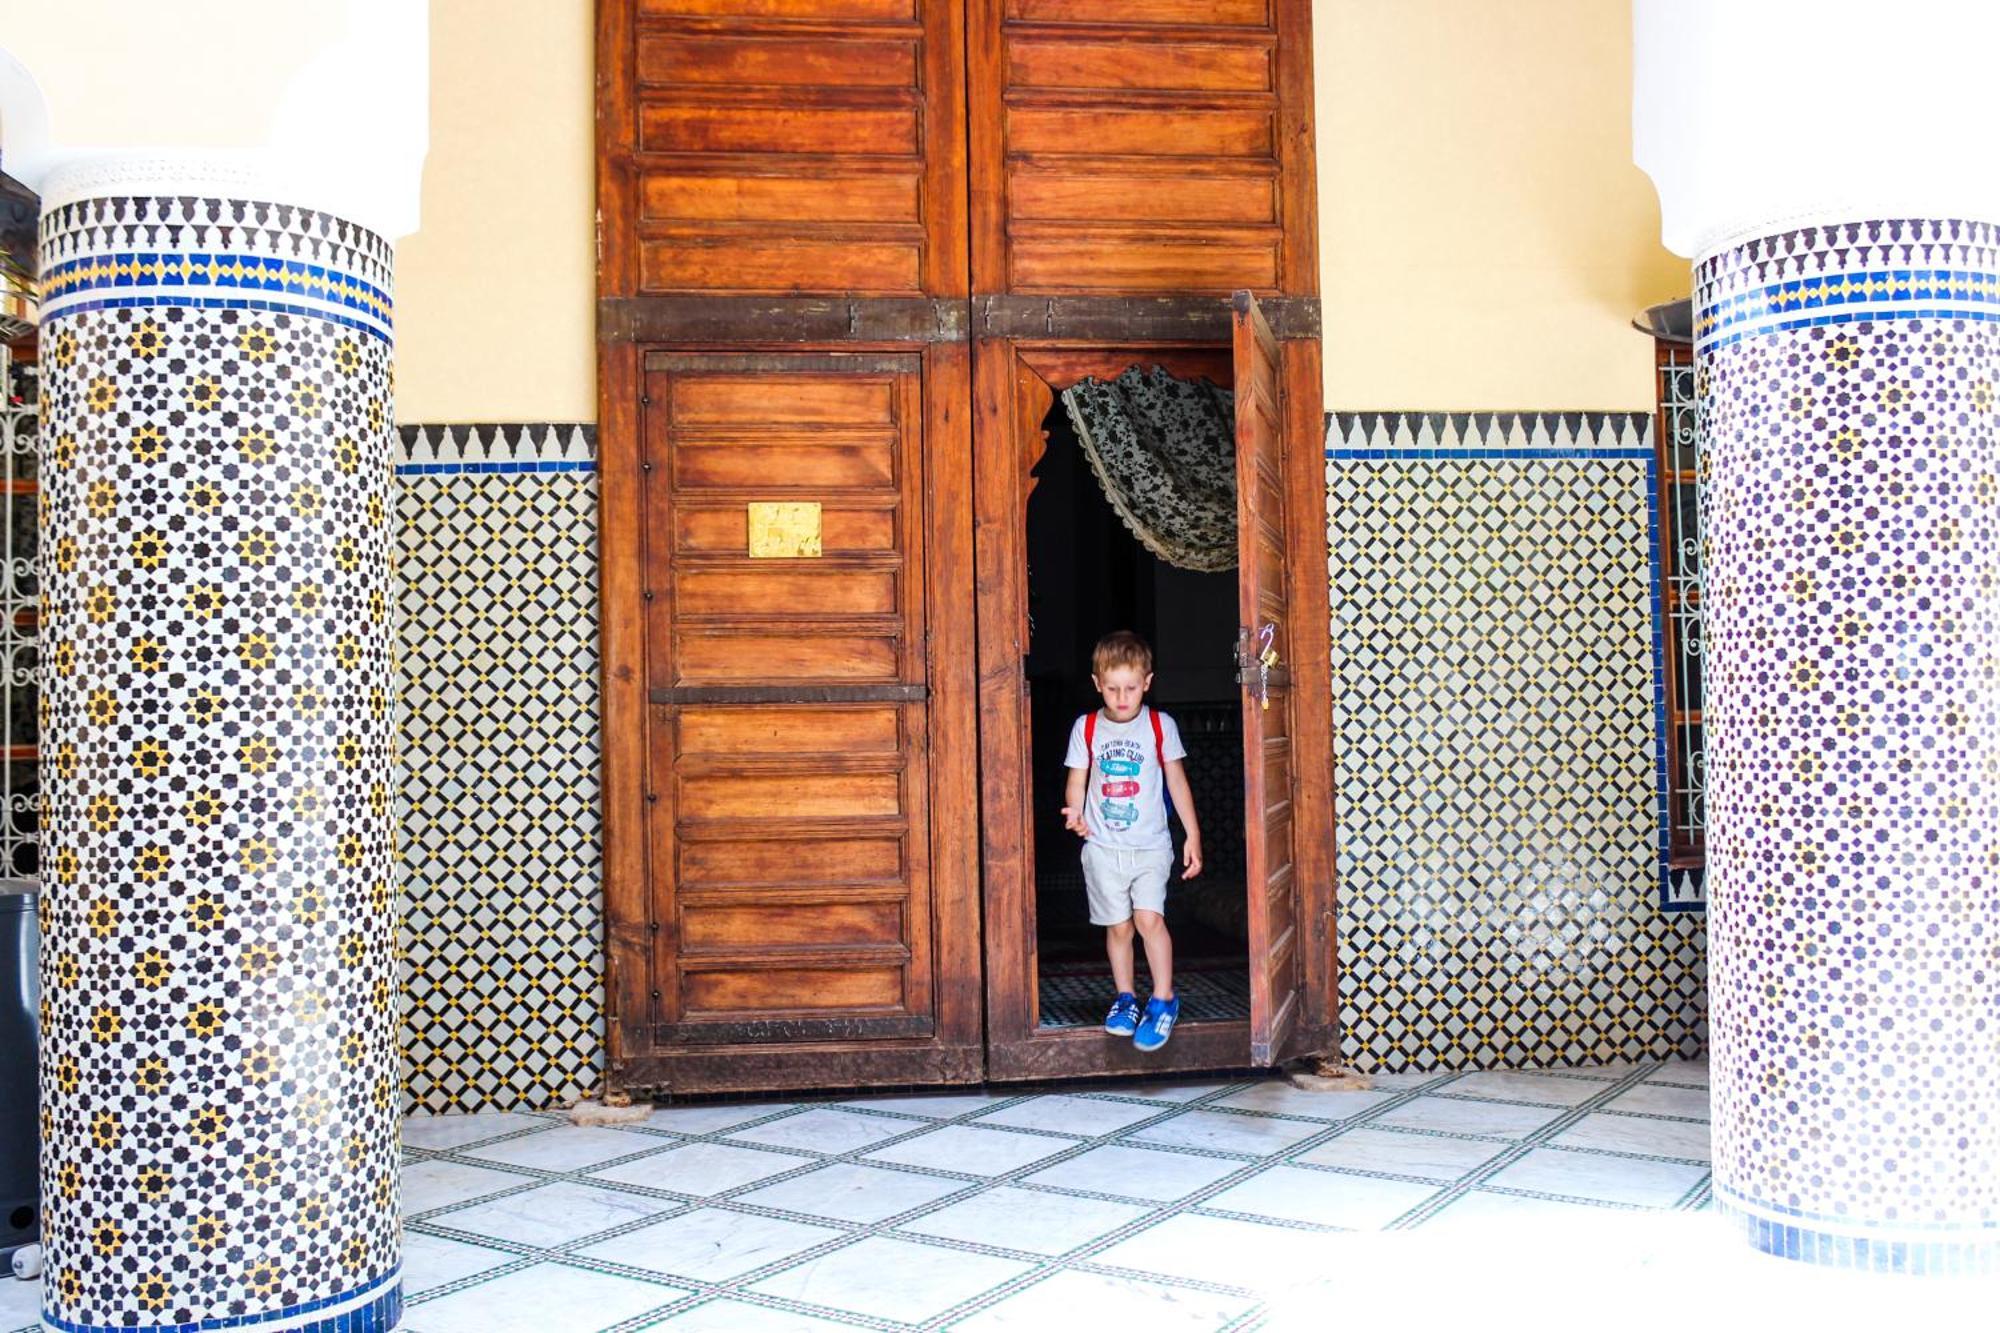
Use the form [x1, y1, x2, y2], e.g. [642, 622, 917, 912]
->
[1092, 664, 1152, 722]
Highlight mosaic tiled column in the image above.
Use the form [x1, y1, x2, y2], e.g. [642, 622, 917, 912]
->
[35, 194, 401, 1329]
[1699, 218, 2000, 1272]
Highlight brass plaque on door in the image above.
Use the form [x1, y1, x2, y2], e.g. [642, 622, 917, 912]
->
[747, 501, 822, 558]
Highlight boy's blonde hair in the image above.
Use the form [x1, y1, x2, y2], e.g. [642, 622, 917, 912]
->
[1092, 630, 1153, 679]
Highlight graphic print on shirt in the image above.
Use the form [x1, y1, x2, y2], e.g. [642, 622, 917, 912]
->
[1096, 737, 1149, 833]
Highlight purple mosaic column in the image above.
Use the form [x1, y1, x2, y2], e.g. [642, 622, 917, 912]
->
[35, 194, 402, 1329]
[1699, 218, 2000, 1272]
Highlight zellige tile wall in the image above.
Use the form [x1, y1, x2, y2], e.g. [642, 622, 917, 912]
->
[1325, 412, 1707, 1073]
[394, 424, 603, 1113]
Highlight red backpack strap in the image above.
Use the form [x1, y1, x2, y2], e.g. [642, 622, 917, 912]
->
[1149, 706, 1164, 768]
[1084, 709, 1096, 763]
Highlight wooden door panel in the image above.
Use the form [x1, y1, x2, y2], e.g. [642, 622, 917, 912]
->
[1006, 37, 1274, 92]
[638, 33, 921, 87]
[683, 901, 906, 950]
[641, 0, 917, 17]
[970, 0, 1315, 297]
[1234, 292, 1306, 1066]
[1006, 0, 1270, 23]
[675, 504, 900, 556]
[675, 567, 901, 617]
[607, 0, 965, 298]
[680, 833, 905, 888]
[641, 352, 941, 1054]
[642, 172, 923, 226]
[1009, 169, 1278, 227]
[672, 633, 902, 683]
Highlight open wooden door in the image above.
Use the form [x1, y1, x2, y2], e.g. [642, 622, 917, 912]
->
[1233, 293, 1308, 1065]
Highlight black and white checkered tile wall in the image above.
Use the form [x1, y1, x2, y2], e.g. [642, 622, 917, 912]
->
[393, 424, 604, 1114]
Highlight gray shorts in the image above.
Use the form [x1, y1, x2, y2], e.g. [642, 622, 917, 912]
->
[1081, 842, 1173, 925]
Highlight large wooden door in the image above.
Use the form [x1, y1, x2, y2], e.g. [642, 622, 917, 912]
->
[1233, 293, 1309, 1065]
[611, 349, 981, 1094]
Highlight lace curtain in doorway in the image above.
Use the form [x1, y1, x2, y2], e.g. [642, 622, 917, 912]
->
[1059, 366, 1238, 573]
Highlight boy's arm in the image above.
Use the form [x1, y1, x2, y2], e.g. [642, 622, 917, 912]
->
[1062, 767, 1088, 837]
[1163, 758, 1202, 878]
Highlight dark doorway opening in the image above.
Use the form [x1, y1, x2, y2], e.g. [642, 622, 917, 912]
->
[1024, 385, 1249, 1028]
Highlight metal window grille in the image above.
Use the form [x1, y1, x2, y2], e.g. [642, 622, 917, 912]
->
[1, 341, 37, 879]
[1654, 340, 1704, 866]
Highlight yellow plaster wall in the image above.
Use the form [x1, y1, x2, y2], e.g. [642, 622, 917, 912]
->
[393, 0, 596, 424]
[1314, 0, 1687, 409]
[391, 1, 1683, 421]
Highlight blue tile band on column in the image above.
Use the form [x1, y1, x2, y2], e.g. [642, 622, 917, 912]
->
[1698, 216, 2000, 1274]
[36, 197, 394, 344]
[37, 195, 403, 1328]
[40, 1268, 401, 1333]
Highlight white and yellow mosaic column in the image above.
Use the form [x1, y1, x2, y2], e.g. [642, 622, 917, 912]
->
[35, 193, 403, 1330]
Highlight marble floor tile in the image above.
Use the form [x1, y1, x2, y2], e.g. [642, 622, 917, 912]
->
[899, 1185, 1149, 1256]
[1482, 1148, 1708, 1208]
[642, 1102, 799, 1136]
[1418, 1188, 1630, 1231]
[1206, 1081, 1395, 1121]
[1292, 1128, 1508, 1182]
[973, 1093, 1161, 1137]
[1355, 1070, 1454, 1090]
[725, 1107, 926, 1155]
[840, 1092, 1018, 1120]
[950, 1269, 1254, 1331]
[1096, 1081, 1235, 1103]
[648, 1299, 856, 1330]
[576, 1207, 844, 1284]
[401, 1232, 517, 1295]
[403, 1159, 540, 1215]
[1606, 1083, 1711, 1120]
[400, 1262, 682, 1333]
[865, 1124, 1072, 1176]
[1369, 1096, 1569, 1141]
[431, 1180, 678, 1248]
[462, 1126, 667, 1173]
[0, 1279, 41, 1333]
[1443, 1071, 1608, 1107]
[1020, 1143, 1246, 1202]
[403, 1113, 549, 1152]
[735, 1162, 969, 1224]
[1203, 1164, 1442, 1229]
[1646, 1058, 1709, 1088]
[589, 1141, 814, 1197]
[1127, 1109, 1325, 1156]
[1553, 1112, 1711, 1163]
[1090, 1212, 1327, 1290]
[748, 1235, 1032, 1323]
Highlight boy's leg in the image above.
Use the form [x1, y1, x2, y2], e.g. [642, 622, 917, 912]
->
[1133, 910, 1173, 1000]
[1105, 919, 1138, 996]
[1084, 843, 1139, 995]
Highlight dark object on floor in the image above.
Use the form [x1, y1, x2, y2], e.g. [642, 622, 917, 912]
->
[0, 880, 38, 1272]
[1282, 1055, 1374, 1092]
[1039, 965, 1249, 1029]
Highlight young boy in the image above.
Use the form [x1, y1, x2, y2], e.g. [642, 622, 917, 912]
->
[1062, 631, 1203, 1051]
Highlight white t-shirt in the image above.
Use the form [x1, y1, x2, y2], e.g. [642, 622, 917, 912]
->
[1064, 706, 1186, 852]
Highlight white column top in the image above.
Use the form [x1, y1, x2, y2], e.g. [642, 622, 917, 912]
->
[1634, 0, 2000, 261]
[0, 0, 426, 240]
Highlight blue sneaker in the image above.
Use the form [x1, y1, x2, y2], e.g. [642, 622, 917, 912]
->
[1133, 996, 1180, 1051]
[1104, 992, 1140, 1036]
